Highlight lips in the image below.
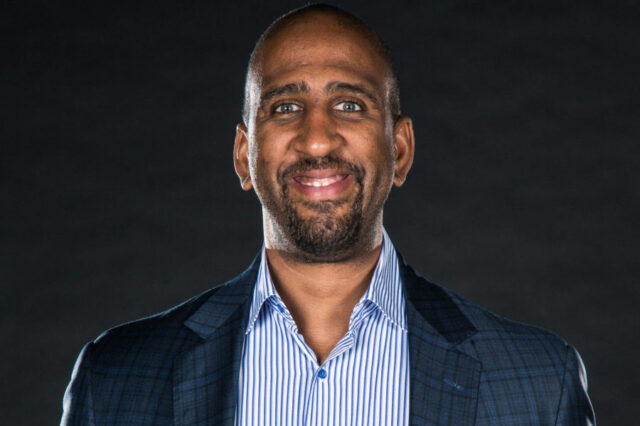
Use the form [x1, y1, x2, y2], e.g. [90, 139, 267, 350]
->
[288, 169, 354, 199]
[293, 174, 349, 187]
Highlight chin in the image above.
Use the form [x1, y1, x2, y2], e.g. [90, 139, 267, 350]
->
[285, 212, 362, 261]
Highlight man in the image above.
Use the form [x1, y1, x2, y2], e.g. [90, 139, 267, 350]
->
[62, 4, 595, 425]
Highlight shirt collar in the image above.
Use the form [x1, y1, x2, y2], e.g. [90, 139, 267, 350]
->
[245, 245, 279, 334]
[359, 229, 407, 331]
[245, 228, 406, 334]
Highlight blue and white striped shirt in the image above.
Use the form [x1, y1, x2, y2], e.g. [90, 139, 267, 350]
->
[234, 230, 410, 425]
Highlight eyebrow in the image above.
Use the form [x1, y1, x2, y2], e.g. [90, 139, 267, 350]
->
[261, 82, 310, 103]
[325, 81, 380, 107]
[259, 80, 381, 109]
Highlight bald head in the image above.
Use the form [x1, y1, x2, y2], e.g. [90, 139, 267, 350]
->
[242, 4, 400, 125]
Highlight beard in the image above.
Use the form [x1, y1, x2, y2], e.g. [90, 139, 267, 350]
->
[263, 156, 366, 262]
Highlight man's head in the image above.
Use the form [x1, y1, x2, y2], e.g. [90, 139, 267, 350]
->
[242, 5, 402, 125]
[234, 4, 415, 262]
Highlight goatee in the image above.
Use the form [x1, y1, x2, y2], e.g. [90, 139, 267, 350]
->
[277, 156, 365, 262]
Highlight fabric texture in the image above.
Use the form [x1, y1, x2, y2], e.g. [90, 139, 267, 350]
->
[235, 231, 409, 425]
[61, 250, 595, 425]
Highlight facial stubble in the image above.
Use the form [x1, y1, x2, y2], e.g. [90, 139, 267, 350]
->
[265, 157, 366, 262]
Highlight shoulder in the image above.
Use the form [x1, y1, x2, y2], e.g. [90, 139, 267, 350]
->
[403, 260, 578, 375]
[444, 285, 595, 423]
[62, 262, 259, 424]
[85, 255, 259, 362]
[62, 285, 220, 424]
[406, 273, 594, 422]
[402, 260, 571, 362]
[73, 284, 220, 384]
[438, 282, 572, 367]
[87, 273, 251, 366]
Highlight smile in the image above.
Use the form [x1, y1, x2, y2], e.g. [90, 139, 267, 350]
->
[293, 174, 349, 187]
[288, 170, 354, 200]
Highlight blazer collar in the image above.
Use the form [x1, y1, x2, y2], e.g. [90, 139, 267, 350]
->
[399, 253, 478, 344]
[174, 255, 259, 426]
[183, 251, 479, 343]
[183, 254, 259, 339]
[400, 254, 482, 425]
[176, 252, 482, 425]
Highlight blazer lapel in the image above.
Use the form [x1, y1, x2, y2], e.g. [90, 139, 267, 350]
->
[173, 257, 259, 426]
[172, 253, 481, 425]
[401, 258, 482, 426]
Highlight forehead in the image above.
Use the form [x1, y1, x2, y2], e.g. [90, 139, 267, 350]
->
[256, 16, 388, 89]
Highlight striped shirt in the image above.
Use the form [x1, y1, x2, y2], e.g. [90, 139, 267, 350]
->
[234, 230, 410, 425]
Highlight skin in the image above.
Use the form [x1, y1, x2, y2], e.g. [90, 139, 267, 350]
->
[233, 13, 415, 364]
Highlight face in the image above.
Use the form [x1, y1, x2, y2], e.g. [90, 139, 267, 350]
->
[234, 15, 414, 262]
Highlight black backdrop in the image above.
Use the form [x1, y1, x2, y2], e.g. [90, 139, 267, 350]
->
[3, 1, 639, 424]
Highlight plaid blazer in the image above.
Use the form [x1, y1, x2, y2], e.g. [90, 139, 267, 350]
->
[61, 254, 595, 425]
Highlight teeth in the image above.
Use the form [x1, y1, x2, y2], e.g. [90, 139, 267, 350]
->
[296, 175, 344, 187]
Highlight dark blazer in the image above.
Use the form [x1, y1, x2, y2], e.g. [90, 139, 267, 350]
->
[61, 254, 595, 425]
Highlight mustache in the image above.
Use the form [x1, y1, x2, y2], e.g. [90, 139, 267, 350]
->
[280, 156, 365, 182]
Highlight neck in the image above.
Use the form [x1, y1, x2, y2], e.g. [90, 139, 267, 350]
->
[263, 227, 384, 364]
[265, 240, 382, 302]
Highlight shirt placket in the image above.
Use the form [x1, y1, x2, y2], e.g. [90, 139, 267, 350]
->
[268, 299, 324, 425]
[267, 296, 380, 426]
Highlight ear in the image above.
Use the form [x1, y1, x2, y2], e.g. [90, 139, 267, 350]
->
[392, 116, 415, 187]
[234, 123, 253, 191]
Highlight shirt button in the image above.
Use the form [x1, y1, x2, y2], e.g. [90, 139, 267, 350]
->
[318, 368, 327, 379]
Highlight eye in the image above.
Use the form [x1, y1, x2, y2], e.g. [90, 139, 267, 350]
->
[334, 101, 363, 112]
[273, 103, 302, 114]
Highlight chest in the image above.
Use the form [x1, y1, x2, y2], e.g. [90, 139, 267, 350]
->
[236, 305, 410, 426]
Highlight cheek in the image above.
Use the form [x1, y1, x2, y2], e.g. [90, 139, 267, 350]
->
[344, 129, 394, 171]
[357, 139, 396, 196]
[248, 153, 282, 205]
[248, 136, 285, 191]
[251, 125, 300, 171]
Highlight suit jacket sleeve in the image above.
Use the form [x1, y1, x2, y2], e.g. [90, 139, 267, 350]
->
[61, 342, 96, 426]
[555, 344, 596, 425]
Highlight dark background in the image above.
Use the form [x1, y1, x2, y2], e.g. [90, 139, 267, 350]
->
[2, 1, 638, 424]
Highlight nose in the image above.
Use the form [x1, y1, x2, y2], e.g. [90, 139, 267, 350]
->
[293, 107, 343, 157]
